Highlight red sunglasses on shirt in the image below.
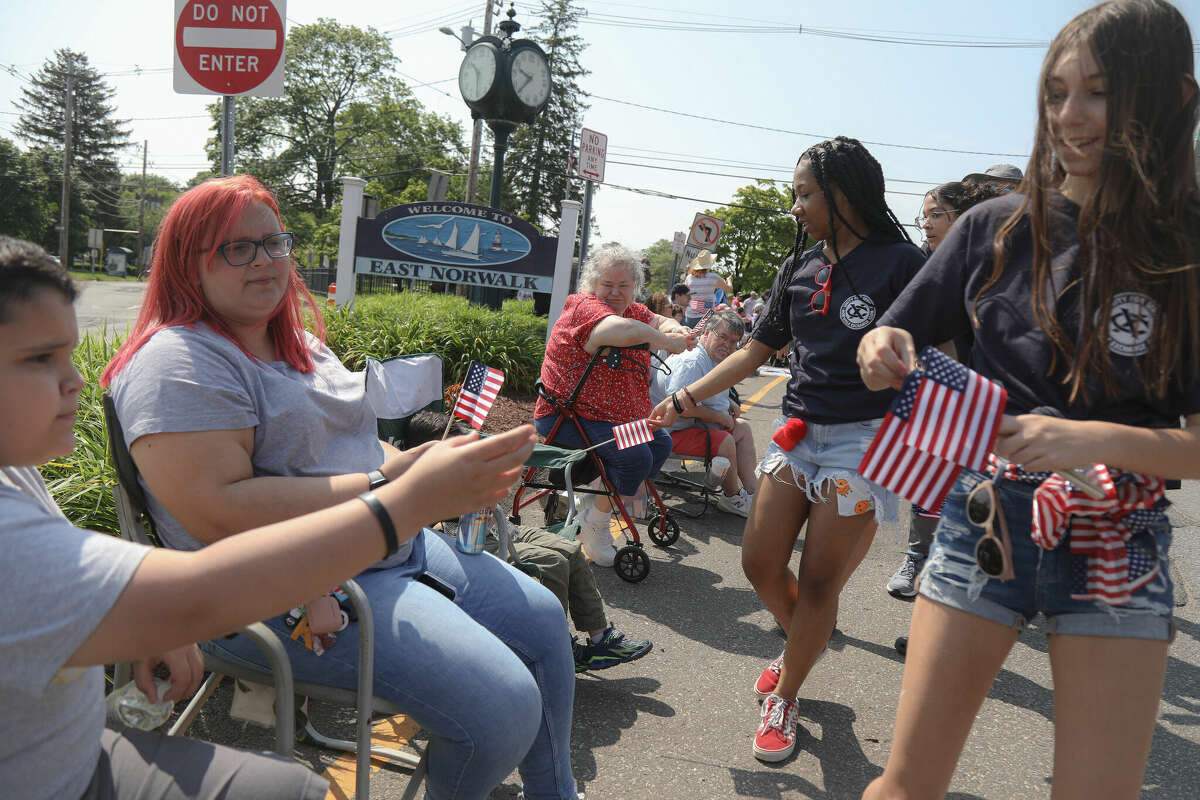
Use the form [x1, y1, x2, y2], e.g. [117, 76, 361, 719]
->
[811, 263, 833, 315]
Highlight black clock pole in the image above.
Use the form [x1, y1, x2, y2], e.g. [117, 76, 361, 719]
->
[488, 121, 516, 210]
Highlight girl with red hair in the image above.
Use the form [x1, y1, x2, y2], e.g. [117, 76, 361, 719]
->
[105, 176, 582, 800]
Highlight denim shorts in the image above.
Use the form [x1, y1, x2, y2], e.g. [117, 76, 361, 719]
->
[919, 469, 1175, 641]
[757, 417, 900, 523]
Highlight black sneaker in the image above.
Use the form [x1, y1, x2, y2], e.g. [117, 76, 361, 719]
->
[572, 637, 591, 673]
[576, 624, 652, 671]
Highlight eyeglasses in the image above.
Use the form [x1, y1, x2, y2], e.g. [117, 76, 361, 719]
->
[966, 478, 1014, 581]
[215, 232, 295, 267]
[811, 263, 833, 315]
[914, 210, 955, 228]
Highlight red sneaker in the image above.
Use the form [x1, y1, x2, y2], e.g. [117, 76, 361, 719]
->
[754, 693, 799, 762]
[753, 646, 826, 699]
[753, 651, 785, 699]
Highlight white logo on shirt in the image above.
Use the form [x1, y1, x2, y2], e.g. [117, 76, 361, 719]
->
[1104, 292, 1157, 357]
[839, 294, 876, 330]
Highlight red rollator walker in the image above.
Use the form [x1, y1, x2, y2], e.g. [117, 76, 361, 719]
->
[510, 344, 682, 583]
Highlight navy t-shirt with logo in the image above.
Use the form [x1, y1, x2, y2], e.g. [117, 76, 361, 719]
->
[879, 191, 1200, 426]
[753, 239, 927, 424]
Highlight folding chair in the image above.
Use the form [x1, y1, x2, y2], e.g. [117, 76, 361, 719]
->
[652, 387, 742, 518]
[103, 390, 427, 800]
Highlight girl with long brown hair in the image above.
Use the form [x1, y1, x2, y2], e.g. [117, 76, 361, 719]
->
[858, 2, 1200, 797]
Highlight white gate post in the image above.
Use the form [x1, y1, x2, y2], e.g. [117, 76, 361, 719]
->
[547, 199, 582, 343]
[334, 176, 366, 308]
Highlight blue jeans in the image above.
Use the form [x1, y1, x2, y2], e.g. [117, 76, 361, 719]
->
[920, 469, 1174, 640]
[203, 530, 578, 800]
[534, 413, 672, 496]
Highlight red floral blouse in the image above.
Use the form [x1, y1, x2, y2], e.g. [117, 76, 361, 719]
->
[534, 293, 655, 423]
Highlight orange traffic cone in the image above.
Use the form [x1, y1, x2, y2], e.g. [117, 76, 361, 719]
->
[327, 282, 336, 306]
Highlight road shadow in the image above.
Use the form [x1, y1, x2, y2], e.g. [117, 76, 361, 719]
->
[569, 675, 672, 784]
[594, 557, 794, 660]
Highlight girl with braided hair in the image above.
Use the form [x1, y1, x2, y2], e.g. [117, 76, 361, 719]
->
[859, 1, 1200, 797]
[651, 135, 926, 761]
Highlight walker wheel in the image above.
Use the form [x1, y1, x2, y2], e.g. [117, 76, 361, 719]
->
[613, 545, 650, 583]
[645, 512, 680, 547]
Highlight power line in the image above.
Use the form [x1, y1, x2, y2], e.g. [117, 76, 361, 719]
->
[590, 94, 1030, 159]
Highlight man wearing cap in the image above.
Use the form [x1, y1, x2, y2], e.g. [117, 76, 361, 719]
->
[962, 163, 1023, 192]
[683, 249, 732, 327]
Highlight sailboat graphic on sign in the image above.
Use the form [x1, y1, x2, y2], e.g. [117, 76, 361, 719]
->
[442, 223, 482, 260]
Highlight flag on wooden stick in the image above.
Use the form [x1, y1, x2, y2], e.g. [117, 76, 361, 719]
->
[613, 418, 654, 450]
[859, 347, 1007, 512]
[452, 361, 505, 430]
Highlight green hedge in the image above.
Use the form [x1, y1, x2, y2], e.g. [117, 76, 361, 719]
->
[44, 294, 546, 534]
[324, 293, 546, 394]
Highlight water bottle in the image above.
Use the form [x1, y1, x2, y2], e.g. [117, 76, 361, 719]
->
[106, 679, 175, 731]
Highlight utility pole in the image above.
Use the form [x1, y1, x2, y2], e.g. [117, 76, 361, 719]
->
[464, 0, 496, 204]
[136, 140, 148, 276]
[58, 64, 73, 264]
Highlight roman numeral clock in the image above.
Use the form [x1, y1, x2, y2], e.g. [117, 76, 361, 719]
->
[456, 5, 553, 210]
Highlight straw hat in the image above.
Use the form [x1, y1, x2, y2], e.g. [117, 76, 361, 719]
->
[687, 249, 718, 273]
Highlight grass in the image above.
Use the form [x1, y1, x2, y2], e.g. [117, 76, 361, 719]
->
[68, 267, 143, 282]
[39, 332, 125, 535]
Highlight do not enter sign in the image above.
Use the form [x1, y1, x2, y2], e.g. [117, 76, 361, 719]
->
[174, 0, 286, 96]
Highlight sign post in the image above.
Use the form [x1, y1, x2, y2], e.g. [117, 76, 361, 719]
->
[174, 0, 287, 175]
[679, 212, 725, 277]
[669, 230, 685, 287]
[575, 127, 607, 266]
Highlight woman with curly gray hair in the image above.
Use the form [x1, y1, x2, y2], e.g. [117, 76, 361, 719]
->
[535, 244, 693, 565]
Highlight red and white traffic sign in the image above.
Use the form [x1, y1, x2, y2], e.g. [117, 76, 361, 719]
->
[174, 0, 286, 97]
[687, 213, 724, 249]
[576, 127, 607, 182]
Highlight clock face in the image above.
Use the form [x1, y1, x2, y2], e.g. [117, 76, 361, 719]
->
[458, 43, 498, 103]
[510, 48, 552, 109]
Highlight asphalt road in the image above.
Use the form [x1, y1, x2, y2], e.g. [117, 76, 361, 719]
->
[176, 371, 1200, 799]
[74, 279, 146, 337]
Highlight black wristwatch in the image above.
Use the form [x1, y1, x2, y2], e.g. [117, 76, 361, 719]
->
[366, 469, 389, 490]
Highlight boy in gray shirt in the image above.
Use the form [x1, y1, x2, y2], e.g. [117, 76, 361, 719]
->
[0, 236, 535, 799]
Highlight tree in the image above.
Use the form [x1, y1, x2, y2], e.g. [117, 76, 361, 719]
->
[499, 0, 590, 231]
[13, 49, 131, 261]
[205, 19, 466, 220]
[641, 238, 679, 293]
[0, 139, 57, 245]
[704, 181, 797, 295]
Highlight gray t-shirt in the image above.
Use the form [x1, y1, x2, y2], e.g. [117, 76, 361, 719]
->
[0, 466, 149, 800]
[110, 324, 414, 568]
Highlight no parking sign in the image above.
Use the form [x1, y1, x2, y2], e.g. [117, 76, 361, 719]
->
[174, 0, 286, 96]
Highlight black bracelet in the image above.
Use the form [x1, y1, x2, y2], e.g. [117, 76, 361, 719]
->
[357, 491, 398, 558]
[671, 392, 684, 413]
[681, 386, 697, 407]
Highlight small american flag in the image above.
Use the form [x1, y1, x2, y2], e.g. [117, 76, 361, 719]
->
[691, 308, 715, 334]
[613, 418, 654, 450]
[453, 361, 504, 430]
[859, 347, 1007, 512]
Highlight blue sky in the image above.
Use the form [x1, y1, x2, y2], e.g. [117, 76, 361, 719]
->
[2, 0, 1198, 255]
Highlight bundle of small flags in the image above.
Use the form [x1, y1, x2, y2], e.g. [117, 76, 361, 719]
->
[613, 418, 654, 450]
[452, 361, 505, 430]
[859, 346, 1007, 513]
[690, 308, 714, 335]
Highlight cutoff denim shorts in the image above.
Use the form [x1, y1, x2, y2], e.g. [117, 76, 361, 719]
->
[920, 469, 1175, 641]
[757, 417, 900, 524]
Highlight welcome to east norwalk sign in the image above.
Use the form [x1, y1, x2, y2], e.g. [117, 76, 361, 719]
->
[353, 201, 556, 292]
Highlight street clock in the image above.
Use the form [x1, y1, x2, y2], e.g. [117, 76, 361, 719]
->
[455, 10, 551, 125]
